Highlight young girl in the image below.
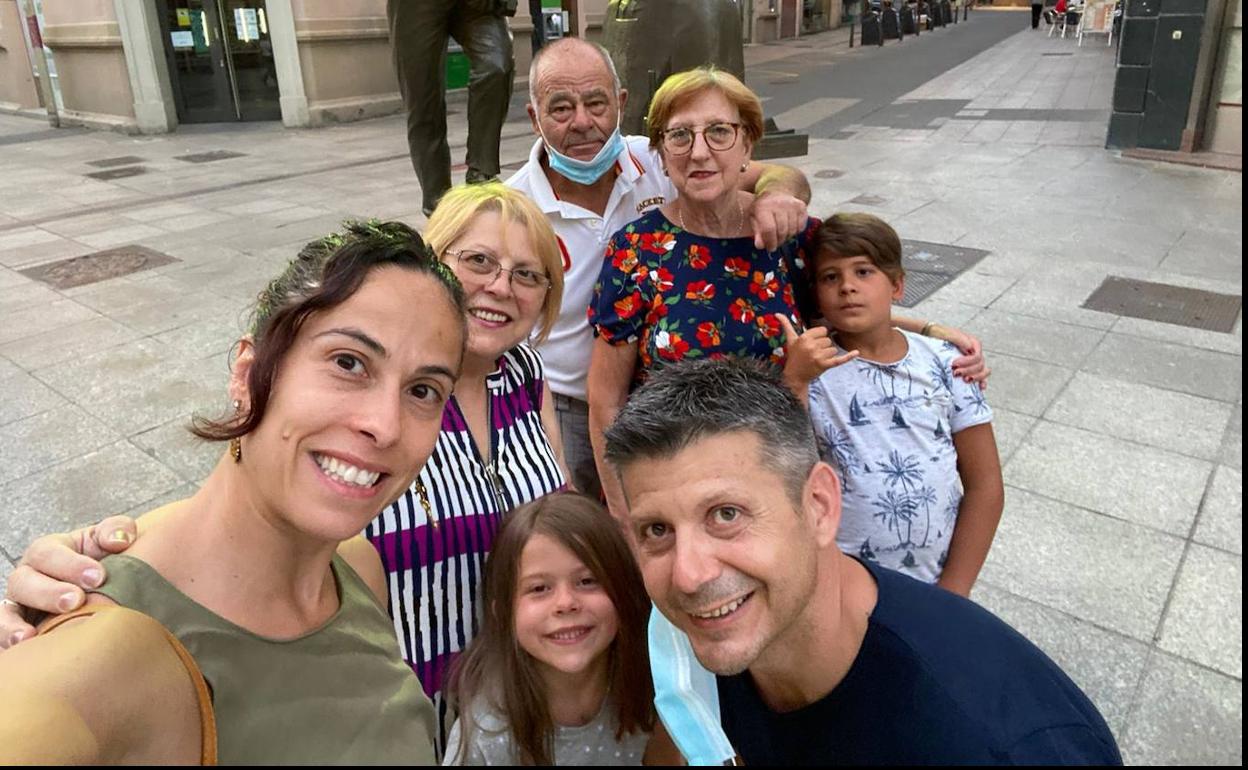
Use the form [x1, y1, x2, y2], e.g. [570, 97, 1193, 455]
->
[443, 493, 676, 765]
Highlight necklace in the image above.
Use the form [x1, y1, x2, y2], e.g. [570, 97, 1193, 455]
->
[677, 196, 745, 238]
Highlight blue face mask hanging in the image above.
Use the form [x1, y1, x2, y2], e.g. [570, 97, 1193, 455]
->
[541, 118, 626, 186]
[649, 607, 738, 765]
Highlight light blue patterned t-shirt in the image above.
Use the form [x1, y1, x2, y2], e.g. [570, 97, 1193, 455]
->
[808, 330, 992, 583]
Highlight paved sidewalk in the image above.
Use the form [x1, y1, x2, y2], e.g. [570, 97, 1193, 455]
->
[0, 14, 1241, 765]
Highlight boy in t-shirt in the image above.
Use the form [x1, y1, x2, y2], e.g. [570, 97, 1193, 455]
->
[784, 212, 1004, 595]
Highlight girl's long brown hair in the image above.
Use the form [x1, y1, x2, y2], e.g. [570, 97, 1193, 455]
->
[445, 493, 654, 765]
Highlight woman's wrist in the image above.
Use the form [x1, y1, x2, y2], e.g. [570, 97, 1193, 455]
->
[920, 320, 937, 337]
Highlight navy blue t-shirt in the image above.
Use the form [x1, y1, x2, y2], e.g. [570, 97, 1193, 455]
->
[717, 560, 1122, 765]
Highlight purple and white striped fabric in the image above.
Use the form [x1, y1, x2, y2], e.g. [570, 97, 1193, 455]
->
[363, 342, 567, 757]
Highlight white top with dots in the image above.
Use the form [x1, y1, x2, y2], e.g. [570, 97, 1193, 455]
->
[442, 694, 649, 766]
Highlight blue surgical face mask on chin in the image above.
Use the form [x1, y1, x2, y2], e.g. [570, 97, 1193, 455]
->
[541, 117, 626, 186]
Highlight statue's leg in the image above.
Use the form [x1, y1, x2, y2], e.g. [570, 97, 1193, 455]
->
[387, 0, 455, 213]
[452, 3, 516, 183]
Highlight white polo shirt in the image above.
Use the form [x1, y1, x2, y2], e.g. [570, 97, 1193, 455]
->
[506, 136, 677, 402]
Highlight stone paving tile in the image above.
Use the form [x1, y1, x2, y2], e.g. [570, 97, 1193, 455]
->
[982, 352, 1073, 416]
[33, 339, 230, 435]
[1159, 227, 1243, 284]
[74, 223, 167, 250]
[966, 308, 1105, 368]
[0, 267, 33, 291]
[1083, 332, 1242, 403]
[1110, 315, 1242, 358]
[905, 296, 984, 329]
[0, 315, 142, 374]
[0, 299, 100, 347]
[152, 315, 246, 360]
[971, 583, 1149, 738]
[0, 405, 119, 487]
[980, 487, 1183, 641]
[1157, 544, 1242, 678]
[129, 418, 226, 484]
[927, 269, 1018, 308]
[1119, 652, 1242, 765]
[1045, 372, 1233, 461]
[0, 441, 183, 557]
[0, 236, 95, 270]
[0, 283, 63, 314]
[1006, 420, 1212, 536]
[990, 406, 1037, 463]
[0, 226, 62, 252]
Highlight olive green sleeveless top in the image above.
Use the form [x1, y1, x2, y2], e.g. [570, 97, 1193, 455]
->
[93, 554, 436, 766]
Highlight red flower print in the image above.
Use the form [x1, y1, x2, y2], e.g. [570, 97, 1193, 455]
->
[756, 313, 782, 339]
[614, 291, 644, 320]
[645, 294, 669, 325]
[685, 280, 716, 302]
[729, 298, 756, 323]
[655, 330, 690, 361]
[748, 270, 779, 301]
[650, 267, 675, 292]
[641, 231, 676, 254]
[782, 282, 795, 309]
[687, 243, 711, 270]
[696, 321, 722, 347]
[724, 257, 750, 278]
[612, 248, 638, 274]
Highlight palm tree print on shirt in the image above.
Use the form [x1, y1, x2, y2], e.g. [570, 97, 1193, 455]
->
[878, 450, 924, 493]
[872, 490, 918, 547]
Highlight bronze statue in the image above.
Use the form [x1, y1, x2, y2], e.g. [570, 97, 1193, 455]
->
[602, 0, 746, 136]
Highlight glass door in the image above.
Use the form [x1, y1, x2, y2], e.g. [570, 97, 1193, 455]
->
[159, 0, 280, 123]
[217, 0, 281, 121]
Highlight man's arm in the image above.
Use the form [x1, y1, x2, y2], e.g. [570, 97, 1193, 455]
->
[938, 423, 1004, 597]
[739, 161, 810, 251]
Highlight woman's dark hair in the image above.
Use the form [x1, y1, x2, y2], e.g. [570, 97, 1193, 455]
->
[191, 219, 466, 441]
[445, 493, 655, 766]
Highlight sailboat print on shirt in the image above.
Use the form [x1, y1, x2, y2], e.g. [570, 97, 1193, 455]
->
[849, 393, 871, 426]
[890, 405, 909, 429]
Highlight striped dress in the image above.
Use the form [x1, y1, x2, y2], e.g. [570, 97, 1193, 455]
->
[363, 343, 567, 757]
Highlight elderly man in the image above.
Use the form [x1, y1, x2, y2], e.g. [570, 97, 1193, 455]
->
[604, 358, 1122, 765]
[507, 37, 812, 499]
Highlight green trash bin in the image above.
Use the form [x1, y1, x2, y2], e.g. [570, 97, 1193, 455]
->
[446, 45, 470, 90]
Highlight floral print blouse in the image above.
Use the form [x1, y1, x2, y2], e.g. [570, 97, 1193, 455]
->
[589, 208, 820, 384]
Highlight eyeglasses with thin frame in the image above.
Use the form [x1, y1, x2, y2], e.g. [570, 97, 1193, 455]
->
[660, 122, 743, 156]
[448, 250, 552, 294]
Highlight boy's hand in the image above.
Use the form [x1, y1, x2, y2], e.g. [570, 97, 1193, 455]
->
[778, 314, 860, 388]
[0, 516, 138, 649]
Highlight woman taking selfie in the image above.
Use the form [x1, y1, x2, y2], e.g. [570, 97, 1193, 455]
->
[0, 222, 465, 763]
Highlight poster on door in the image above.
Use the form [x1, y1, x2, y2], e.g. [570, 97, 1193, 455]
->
[235, 8, 259, 41]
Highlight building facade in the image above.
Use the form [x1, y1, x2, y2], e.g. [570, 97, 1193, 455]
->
[0, 0, 843, 134]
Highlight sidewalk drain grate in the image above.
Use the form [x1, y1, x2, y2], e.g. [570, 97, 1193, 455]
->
[897, 239, 992, 307]
[86, 155, 146, 168]
[1042, 52, 1074, 56]
[19, 245, 179, 289]
[177, 150, 247, 163]
[1082, 276, 1242, 332]
[85, 166, 146, 181]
